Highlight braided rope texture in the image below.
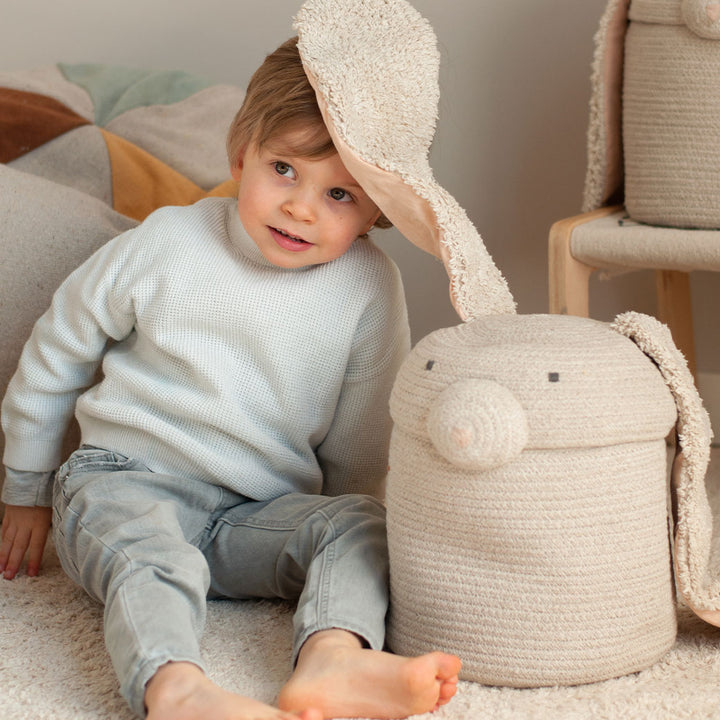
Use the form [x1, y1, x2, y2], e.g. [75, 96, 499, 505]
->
[386, 314, 679, 686]
[623, 0, 720, 228]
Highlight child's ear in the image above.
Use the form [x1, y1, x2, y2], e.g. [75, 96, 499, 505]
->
[230, 147, 247, 181]
[363, 209, 382, 234]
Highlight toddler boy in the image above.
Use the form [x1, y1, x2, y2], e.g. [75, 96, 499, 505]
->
[0, 37, 461, 720]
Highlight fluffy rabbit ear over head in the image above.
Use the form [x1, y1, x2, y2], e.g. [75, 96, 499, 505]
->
[294, 0, 516, 321]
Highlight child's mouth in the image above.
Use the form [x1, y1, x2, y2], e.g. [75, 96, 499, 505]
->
[270, 226, 312, 251]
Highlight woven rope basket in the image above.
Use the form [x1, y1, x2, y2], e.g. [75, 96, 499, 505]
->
[623, 0, 720, 229]
[386, 314, 679, 686]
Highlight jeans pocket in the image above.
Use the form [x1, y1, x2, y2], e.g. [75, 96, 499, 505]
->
[56, 447, 138, 510]
[65, 446, 131, 473]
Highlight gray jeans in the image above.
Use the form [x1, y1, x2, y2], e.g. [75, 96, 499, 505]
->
[52, 446, 389, 717]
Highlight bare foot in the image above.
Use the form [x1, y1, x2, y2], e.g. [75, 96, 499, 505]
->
[278, 630, 462, 719]
[145, 661, 322, 720]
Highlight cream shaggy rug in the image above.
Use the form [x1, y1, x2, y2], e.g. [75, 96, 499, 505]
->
[3, 453, 720, 720]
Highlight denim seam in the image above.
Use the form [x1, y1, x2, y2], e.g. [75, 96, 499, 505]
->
[318, 510, 335, 630]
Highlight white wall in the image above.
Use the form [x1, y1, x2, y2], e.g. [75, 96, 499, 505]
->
[3, 0, 644, 346]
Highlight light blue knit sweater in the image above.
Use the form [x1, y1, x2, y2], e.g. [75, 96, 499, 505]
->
[2, 198, 410, 505]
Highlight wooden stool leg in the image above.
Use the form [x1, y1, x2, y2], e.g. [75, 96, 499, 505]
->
[655, 269, 697, 379]
[549, 216, 596, 317]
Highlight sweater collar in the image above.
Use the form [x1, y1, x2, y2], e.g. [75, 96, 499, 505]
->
[225, 201, 278, 268]
[224, 200, 333, 274]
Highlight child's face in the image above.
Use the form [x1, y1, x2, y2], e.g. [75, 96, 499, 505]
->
[231, 130, 381, 269]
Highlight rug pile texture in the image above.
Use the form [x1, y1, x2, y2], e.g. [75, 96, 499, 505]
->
[2, 452, 720, 719]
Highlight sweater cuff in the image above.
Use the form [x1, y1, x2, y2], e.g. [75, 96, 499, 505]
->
[2, 467, 55, 507]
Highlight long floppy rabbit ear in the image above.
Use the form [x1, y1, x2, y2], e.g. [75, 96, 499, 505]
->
[611, 312, 719, 625]
[294, 0, 515, 321]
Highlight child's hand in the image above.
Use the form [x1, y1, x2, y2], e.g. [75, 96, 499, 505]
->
[0, 505, 53, 579]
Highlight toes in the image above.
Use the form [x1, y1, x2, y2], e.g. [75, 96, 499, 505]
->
[436, 653, 462, 679]
[438, 678, 458, 701]
[282, 710, 321, 720]
[440, 675, 458, 695]
[297, 710, 323, 720]
[437, 678, 459, 706]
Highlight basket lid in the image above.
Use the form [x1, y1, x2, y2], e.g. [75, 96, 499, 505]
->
[390, 314, 677, 450]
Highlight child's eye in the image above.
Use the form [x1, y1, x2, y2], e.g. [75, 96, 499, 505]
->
[329, 187, 352, 202]
[274, 161, 295, 178]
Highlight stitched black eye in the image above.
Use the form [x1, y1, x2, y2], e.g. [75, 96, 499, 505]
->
[425, 360, 435, 371]
[548, 372, 560, 382]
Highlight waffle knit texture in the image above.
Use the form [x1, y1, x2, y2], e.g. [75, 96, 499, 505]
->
[2, 197, 410, 505]
[0, 64, 244, 485]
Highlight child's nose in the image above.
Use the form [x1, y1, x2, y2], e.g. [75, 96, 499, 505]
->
[282, 188, 316, 223]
